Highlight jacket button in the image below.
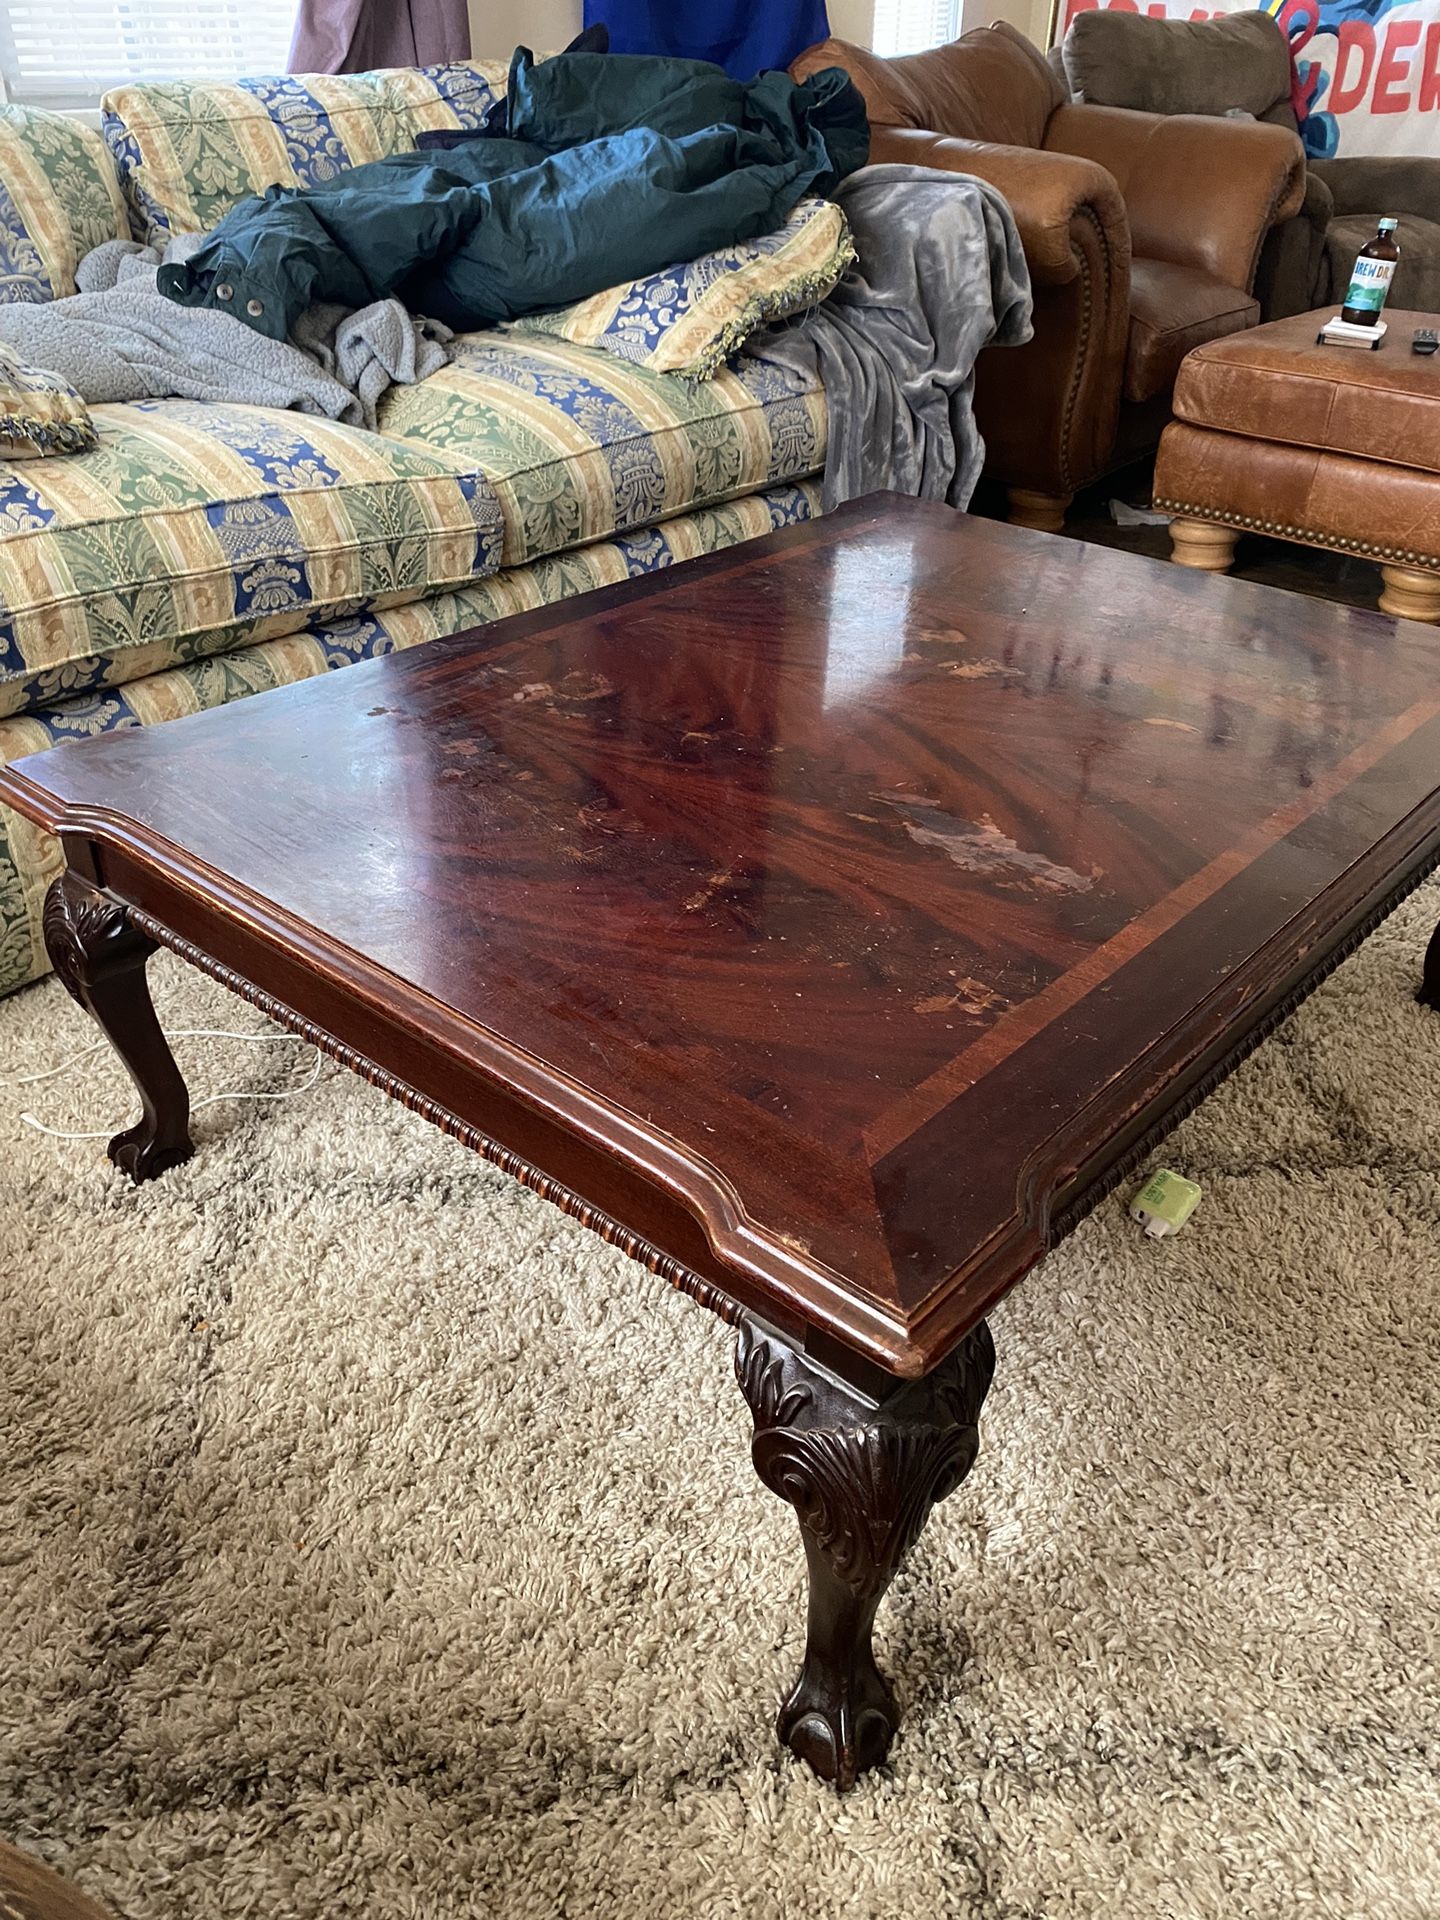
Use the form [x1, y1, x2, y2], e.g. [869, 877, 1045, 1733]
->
[215, 283, 233, 300]
[247, 298, 264, 318]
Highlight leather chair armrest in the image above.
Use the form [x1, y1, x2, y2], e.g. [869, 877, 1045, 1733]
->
[1311, 155, 1440, 223]
[869, 125, 1129, 289]
[1298, 169, 1335, 234]
[1043, 103, 1305, 293]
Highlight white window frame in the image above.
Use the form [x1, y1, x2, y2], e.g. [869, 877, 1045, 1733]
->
[871, 0, 963, 57]
[0, 0, 300, 111]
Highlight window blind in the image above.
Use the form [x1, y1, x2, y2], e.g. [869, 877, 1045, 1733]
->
[0, 0, 300, 109]
[871, 0, 961, 56]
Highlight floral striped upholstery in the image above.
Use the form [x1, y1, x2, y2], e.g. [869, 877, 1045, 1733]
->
[0, 339, 824, 721]
[101, 63, 510, 247]
[379, 335, 827, 569]
[0, 482, 819, 994]
[0, 401, 503, 721]
[0, 107, 129, 305]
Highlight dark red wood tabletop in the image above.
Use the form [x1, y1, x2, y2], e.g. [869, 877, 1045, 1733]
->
[8, 497, 1440, 1372]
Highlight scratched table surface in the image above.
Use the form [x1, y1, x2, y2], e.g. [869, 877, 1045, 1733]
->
[11, 496, 1440, 1370]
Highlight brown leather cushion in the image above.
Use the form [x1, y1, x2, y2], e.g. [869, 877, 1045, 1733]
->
[1126, 260, 1258, 403]
[0, 1842, 114, 1920]
[792, 22, 1064, 148]
[1061, 9, 1294, 125]
[1172, 309, 1440, 475]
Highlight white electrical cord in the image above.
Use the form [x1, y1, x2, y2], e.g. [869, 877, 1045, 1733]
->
[0, 1027, 325, 1141]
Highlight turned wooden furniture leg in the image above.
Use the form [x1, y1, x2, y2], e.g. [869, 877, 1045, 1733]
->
[1419, 918, 1440, 1011]
[1006, 488, 1072, 534]
[735, 1318, 995, 1789]
[1379, 565, 1440, 624]
[42, 871, 193, 1183]
[1169, 517, 1238, 572]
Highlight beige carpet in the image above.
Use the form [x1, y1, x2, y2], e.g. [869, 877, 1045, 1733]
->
[2, 886, 1438, 1920]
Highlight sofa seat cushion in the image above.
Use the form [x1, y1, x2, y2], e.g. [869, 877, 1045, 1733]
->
[0, 480, 820, 994]
[1126, 258, 1258, 403]
[376, 333, 827, 570]
[0, 400, 503, 720]
[1171, 307, 1440, 477]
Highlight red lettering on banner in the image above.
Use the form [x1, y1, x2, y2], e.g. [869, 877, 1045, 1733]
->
[1421, 21, 1440, 111]
[1373, 19, 1422, 113]
[1329, 22, 1376, 113]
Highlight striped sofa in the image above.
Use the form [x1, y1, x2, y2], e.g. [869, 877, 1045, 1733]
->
[0, 63, 827, 996]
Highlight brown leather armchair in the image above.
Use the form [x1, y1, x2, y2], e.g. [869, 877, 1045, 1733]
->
[793, 22, 1306, 530]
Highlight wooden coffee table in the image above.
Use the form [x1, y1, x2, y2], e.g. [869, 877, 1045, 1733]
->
[3, 497, 1438, 1790]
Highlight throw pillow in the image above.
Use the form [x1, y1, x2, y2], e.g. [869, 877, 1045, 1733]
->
[0, 106, 130, 304]
[0, 344, 97, 458]
[516, 196, 855, 380]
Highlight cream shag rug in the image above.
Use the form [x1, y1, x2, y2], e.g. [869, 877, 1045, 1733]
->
[2, 887, 1439, 1920]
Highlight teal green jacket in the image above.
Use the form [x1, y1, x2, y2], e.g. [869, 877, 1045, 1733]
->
[159, 49, 869, 341]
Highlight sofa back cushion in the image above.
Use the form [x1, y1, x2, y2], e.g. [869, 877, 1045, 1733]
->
[1061, 10, 1297, 131]
[101, 61, 511, 246]
[793, 22, 1064, 149]
[0, 107, 129, 304]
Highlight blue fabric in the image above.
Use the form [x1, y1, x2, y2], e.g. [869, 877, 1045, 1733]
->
[583, 1, 831, 78]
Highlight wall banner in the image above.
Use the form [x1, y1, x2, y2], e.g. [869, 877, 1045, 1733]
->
[1053, 0, 1440, 158]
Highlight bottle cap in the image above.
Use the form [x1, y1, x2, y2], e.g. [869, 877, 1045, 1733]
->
[1379, 216, 1399, 231]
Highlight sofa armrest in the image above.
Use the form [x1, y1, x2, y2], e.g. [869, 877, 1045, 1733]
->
[1043, 103, 1305, 294]
[1311, 156, 1440, 223]
[868, 125, 1129, 288]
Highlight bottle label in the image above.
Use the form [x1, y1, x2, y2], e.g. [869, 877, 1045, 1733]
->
[1345, 256, 1396, 313]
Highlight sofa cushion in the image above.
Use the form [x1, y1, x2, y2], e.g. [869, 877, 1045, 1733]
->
[792, 23, 1064, 149]
[1126, 259, 1258, 403]
[1061, 10, 1295, 126]
[1171, 308, 1440, 477]
[0, 400, 503, 720]
[376, 334, 826, 570]
[101, 62, 510, 247]
[0, 106, 129, 304]
[518, 197, 854, 381]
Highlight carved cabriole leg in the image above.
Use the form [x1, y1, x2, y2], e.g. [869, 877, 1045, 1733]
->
[42, 871, 193, 1183]
[1379, 565, 1440, 624]
[735, 1319, 995, 1790]
[1006, 488, 1072, 535]
[1169, 517, 1238, 572]
[1420, 918, 1440, 1012]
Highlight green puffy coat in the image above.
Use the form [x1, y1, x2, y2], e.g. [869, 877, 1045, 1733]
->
[159, 48, 869, 341]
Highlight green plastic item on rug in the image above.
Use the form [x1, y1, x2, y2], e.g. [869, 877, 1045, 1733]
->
[1130, 1168, 1202, 1239]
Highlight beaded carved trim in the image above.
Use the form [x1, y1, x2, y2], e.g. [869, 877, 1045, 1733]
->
[126, 909, 745, 1329]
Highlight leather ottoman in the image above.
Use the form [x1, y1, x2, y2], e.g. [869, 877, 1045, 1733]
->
[1153, 309, 1440, 622]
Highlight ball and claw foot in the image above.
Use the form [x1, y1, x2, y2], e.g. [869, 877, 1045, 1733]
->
[735, 1318, 995, 1790]
[42, 870, 194, 1183]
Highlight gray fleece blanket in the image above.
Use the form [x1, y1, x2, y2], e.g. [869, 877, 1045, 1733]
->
[750, 164, 1032, 511]
[0, 238, 451, 431]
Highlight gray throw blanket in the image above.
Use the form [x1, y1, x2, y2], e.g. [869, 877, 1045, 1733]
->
[750, 164, 1032, 511]
[0, 239, 451, 431]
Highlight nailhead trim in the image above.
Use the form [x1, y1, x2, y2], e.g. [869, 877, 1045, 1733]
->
[1154, 498, 1440, 573]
